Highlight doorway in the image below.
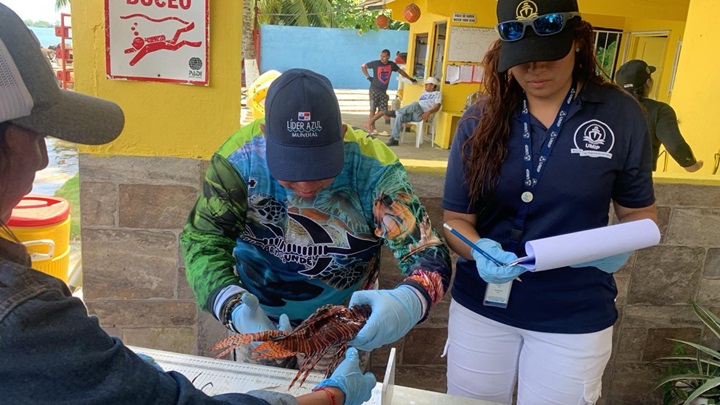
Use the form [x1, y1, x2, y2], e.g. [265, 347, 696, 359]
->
[431, 22, 446, 81]
[623, 32, 668, 100]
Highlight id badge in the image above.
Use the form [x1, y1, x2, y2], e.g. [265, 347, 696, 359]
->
[483, 281, 513, 308]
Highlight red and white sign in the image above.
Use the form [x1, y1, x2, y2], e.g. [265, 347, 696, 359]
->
[105, 0, 209, 85]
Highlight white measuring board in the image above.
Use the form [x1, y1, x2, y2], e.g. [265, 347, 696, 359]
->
[381, 347, 396, 405]
[129, 346, 382, 404]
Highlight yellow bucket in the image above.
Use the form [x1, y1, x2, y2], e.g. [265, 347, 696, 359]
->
[1, 195, 71, 283]
[247, 69, 281, 120]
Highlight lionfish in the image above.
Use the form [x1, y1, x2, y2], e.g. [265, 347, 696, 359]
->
[212, 304, 372, 389]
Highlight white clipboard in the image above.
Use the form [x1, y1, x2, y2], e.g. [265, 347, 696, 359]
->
[508, 219, 660, 271]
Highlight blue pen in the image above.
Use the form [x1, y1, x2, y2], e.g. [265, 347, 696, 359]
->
[443, 223, 522, 282]
[443, 223, 503, 265]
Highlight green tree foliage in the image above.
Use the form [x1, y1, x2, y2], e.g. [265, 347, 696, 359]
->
[256, 0, 408, 31]
[596, 40, 618, 81]
[258, 0, 334, 27]
[24, 19, 54, 28]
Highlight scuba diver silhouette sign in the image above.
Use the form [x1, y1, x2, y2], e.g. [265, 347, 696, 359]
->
[105, 0, 209, 85]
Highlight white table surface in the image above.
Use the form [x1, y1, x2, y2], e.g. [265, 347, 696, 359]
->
[129, 346, 501, 405]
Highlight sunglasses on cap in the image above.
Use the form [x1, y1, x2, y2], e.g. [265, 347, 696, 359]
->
[496, 12, 581, 42]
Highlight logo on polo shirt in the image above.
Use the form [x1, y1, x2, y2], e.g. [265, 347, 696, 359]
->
[570, 119, 614, 159]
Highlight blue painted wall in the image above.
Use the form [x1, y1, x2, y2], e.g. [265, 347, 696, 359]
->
[260, 25, 410, 90]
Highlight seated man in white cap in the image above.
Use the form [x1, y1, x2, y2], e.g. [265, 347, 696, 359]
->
[364, 76, 442, 146]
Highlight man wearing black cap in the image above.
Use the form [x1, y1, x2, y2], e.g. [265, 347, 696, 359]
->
[442, 0, 657, 403]
[0, 3, 377, 404]
[182, 69, 450, 368]
[616, 59, 703, 172]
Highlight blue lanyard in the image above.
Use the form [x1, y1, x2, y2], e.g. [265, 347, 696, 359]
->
[508, 82, 576, 249]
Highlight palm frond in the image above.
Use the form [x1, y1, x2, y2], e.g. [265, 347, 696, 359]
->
[656, 303, 720, 404]
[669, 339, 720, 361]
[655, 355, 720, 369]
[656, 373, 713, 390]
[695, 302, 720, 341]
[683, 377, 720, 404]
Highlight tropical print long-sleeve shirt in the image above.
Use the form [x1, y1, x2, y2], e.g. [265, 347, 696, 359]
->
[181, 121, 450, 323]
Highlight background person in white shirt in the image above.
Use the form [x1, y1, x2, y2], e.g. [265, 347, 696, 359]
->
[364, 77, 442, 146]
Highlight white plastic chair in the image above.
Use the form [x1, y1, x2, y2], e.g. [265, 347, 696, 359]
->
[401, 106, 441, 148]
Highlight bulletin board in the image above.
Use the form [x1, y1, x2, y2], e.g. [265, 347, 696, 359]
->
[447, 26, 499, 63]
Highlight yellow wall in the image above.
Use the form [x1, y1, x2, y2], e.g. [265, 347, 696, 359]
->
[579, 0, 689, 22]
[72, 1, 243, 159]
[664, 0, 719, 175]
[617, 18, 686, 104]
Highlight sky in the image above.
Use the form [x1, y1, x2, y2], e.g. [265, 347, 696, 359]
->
[3, 0, 70, 24]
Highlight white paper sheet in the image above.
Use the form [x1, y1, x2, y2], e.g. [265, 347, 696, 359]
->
[514, 219, 660, 272]
[471, 65, 483, 83]
[459, 65, 474, 82]
[446, 65, 460, 84]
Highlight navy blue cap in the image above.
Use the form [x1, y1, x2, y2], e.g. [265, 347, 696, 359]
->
[264, 69, 344, 182]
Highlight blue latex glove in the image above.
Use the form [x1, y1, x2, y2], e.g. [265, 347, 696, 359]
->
[136, 353, 164, 372]
[570, 251, 633, 274]
[231, 293, 291, 334]
[314, 347, 376, 405]
[347, 285, 422, 351]
[472, 238, 527, 284]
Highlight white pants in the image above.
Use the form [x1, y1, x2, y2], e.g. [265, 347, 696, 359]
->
[446, 299, 612, 405]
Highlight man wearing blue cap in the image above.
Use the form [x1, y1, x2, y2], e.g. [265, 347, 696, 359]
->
[181, 69, 451, 369]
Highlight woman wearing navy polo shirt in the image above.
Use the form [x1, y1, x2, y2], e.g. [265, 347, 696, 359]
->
[442, 0, 657, 404]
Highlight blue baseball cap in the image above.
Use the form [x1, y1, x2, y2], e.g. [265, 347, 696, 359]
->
[264, 69, 344, 182]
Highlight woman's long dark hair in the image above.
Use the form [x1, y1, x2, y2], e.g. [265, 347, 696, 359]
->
[462, 21, 608, 207]
[624, 83, 647, 101]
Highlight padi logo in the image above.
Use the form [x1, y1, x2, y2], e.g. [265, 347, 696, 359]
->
[188, 57, 203, 78]
[570, 119, 614, 159]
[516, 1, 539, 20]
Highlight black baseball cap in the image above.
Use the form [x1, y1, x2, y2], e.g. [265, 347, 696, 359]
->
[497, 0, 581, 72]
[615, 60, 656, 89]
[264, 69, 344, 182]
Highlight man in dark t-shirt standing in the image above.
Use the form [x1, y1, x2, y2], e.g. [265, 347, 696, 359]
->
[361, 49, 416, 133]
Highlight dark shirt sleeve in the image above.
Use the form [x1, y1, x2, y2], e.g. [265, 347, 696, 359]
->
[0, 283, 272, 405]
[612, 96, 655, 209]
[654, 102, 697, 168]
